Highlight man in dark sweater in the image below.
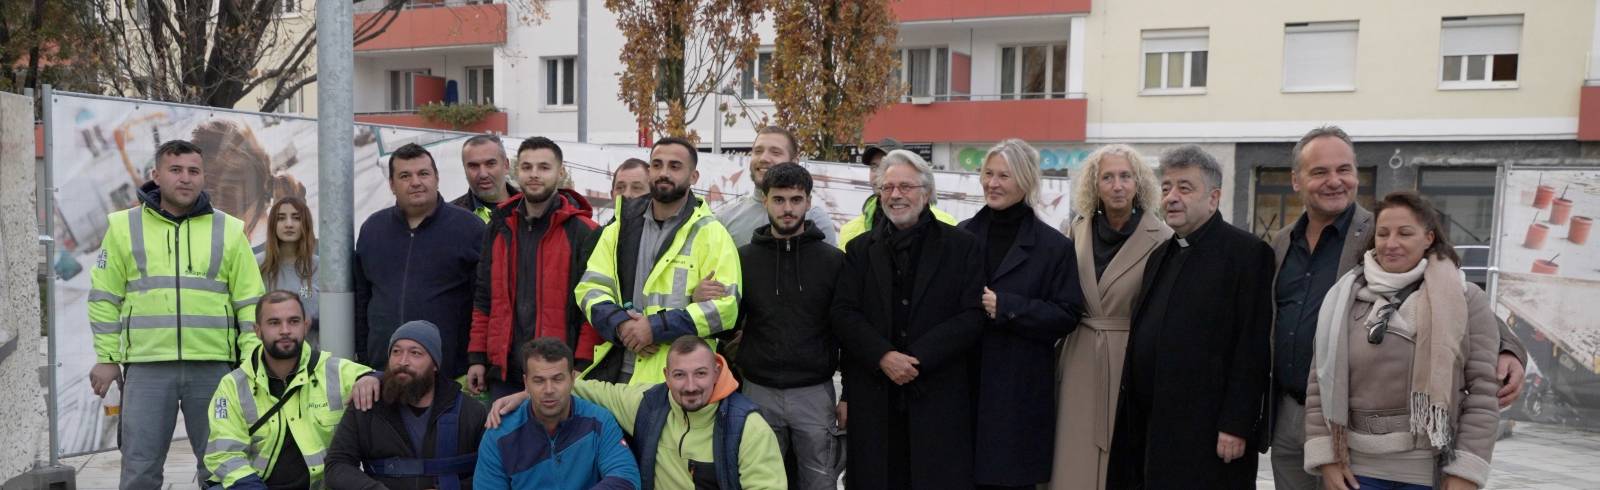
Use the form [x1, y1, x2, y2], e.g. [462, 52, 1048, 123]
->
[326, 321, 489, 490]
[726, 163, 846, 490]
[355, 143, 486, 379]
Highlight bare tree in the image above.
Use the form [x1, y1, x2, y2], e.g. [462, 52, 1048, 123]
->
[87, 0, 546, 112]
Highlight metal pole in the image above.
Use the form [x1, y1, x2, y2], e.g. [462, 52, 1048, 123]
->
[577, 0, 589, 143]
[317, 0, 356, 359]
[38, 85, 59, 466]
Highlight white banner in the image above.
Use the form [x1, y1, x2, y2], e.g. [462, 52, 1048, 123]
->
[1495, 168, 1600, 429]
[47, 91, 1071, 456]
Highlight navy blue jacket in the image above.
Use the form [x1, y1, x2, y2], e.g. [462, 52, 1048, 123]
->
[958, 205, 1086, 486]
[354, 195, 485, 378]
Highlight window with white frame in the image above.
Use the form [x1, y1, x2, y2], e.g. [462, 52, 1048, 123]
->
[545, 57, 576, 107]
[273, 86, 304, 114]
[893, 47, 948, 100]
[466, 66, 494, 104]
[388, 69, 431, 111]
[1439, 15, 1521, 88]
[740, 51, 773, 100]
[1141, 29, 1208, 93]
[1000, 42, 1069, 99]
[1282, 21, 1357, 92]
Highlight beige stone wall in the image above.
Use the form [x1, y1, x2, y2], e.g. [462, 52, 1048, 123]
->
[0, 91, 48, 479]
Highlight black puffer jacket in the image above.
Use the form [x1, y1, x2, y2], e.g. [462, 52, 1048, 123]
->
[735, 220, 846, 388]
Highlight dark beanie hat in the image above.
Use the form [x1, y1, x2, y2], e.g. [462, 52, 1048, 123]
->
[389, 320, 442, 367]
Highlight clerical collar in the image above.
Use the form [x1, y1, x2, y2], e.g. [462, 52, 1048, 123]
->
[1173, 212, 1222, 248]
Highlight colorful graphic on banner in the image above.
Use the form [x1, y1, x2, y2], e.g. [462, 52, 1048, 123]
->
[955, 145, 1091, 174]
[47, 91, 1072, 456]
[1496, 169, 1600, 429]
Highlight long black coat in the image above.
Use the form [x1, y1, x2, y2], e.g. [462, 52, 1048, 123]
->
[1108, 213, 1274, 489]
[832, 216, 986, 489]
[958, 206, 1085, 485]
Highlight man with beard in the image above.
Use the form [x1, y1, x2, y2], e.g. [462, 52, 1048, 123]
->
[714, 126, 835, 246]
[1107, 145, 1274, 489]
[452, 134, 518, 223]
[574, 137, 743, 385]
[729, 163, 846, 489]
[830, 150, 986, 488]
[326, 320, 490, 490]
[474, 338, 640, 489]
[468, 137, 603, 401]
[204, 291, 380, 489]
[490, 336, 785, 489]
[355, 143, 485, 379]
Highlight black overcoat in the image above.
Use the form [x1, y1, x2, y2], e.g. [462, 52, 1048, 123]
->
[958, 206, 1086, 485]
[1107, 213, 1275, 489]
[831, 216, 986, 489]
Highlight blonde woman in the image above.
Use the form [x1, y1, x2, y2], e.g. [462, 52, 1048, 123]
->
[1049, 144, 1170, 490]
[959, 139, 1084, 489]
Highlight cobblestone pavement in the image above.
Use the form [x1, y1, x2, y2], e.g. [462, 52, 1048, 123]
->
[62, 421, 1600, 489]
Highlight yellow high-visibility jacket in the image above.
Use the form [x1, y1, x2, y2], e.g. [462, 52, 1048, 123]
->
[204, 344, 372, 488]
[89, 188, 265, 363]
[575, 195, 742, 385]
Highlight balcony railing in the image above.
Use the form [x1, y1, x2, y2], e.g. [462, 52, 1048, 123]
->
[354, 0, 496, 14]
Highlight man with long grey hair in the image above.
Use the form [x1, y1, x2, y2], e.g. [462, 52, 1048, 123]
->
[832, 150, 986, 487]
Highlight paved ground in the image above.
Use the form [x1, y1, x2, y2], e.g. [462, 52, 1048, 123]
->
[62, 421, 1600, 490]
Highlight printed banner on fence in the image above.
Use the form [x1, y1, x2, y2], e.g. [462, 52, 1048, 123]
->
[1495, 169, 1600, 430]
[47, 91, 1071, 456]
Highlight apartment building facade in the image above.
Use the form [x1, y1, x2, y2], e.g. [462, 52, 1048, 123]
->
[348, 0, 1600, 245]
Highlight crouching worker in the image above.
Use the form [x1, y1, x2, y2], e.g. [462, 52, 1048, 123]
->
[204, 290, 380, 489]
[491, 336, 786, 489]
[475, 337, 641, 489]
[325, 320, 488, 489]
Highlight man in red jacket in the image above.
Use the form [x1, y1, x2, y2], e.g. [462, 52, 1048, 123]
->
[467, 137, 602, 401]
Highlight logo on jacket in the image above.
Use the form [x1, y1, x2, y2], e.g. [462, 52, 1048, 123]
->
[97, 250, 108, 269]
[214, 398, 229, 419]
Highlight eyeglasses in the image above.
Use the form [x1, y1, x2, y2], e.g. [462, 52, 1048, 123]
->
[1365, 302, 1401, 344]
[877, 183, 925, 195]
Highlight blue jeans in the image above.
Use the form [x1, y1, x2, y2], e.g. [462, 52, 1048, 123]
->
[1356, 475, 1432, 490]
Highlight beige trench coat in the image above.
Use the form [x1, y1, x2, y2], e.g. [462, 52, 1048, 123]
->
[1049, 210, 1170, 490]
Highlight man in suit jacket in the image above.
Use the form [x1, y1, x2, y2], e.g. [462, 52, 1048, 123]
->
[1265, 125, 1529, 490]
[1109, 145, 1274, 489]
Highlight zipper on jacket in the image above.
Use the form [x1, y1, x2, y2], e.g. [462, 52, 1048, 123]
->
[399, 230, 415, 321]
[173, 225, 184, 361]
[677, 410, 691, 459]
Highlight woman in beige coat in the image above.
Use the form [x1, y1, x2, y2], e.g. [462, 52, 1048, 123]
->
[1049, 144, 1171, 490]
[1304, 191, 1500, 490]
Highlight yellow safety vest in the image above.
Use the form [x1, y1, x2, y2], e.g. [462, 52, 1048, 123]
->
[575, 197, 742, 384]
[204, 344, 372, 488]
[88, 204, 265, 363]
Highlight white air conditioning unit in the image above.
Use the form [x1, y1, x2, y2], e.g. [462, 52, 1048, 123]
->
[909, 96, 935, 105]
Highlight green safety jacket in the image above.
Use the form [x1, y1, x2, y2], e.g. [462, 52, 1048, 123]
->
[575, 195, 742, 385]
[204, 344, 373, 488]
[88, 185, 266, 363]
